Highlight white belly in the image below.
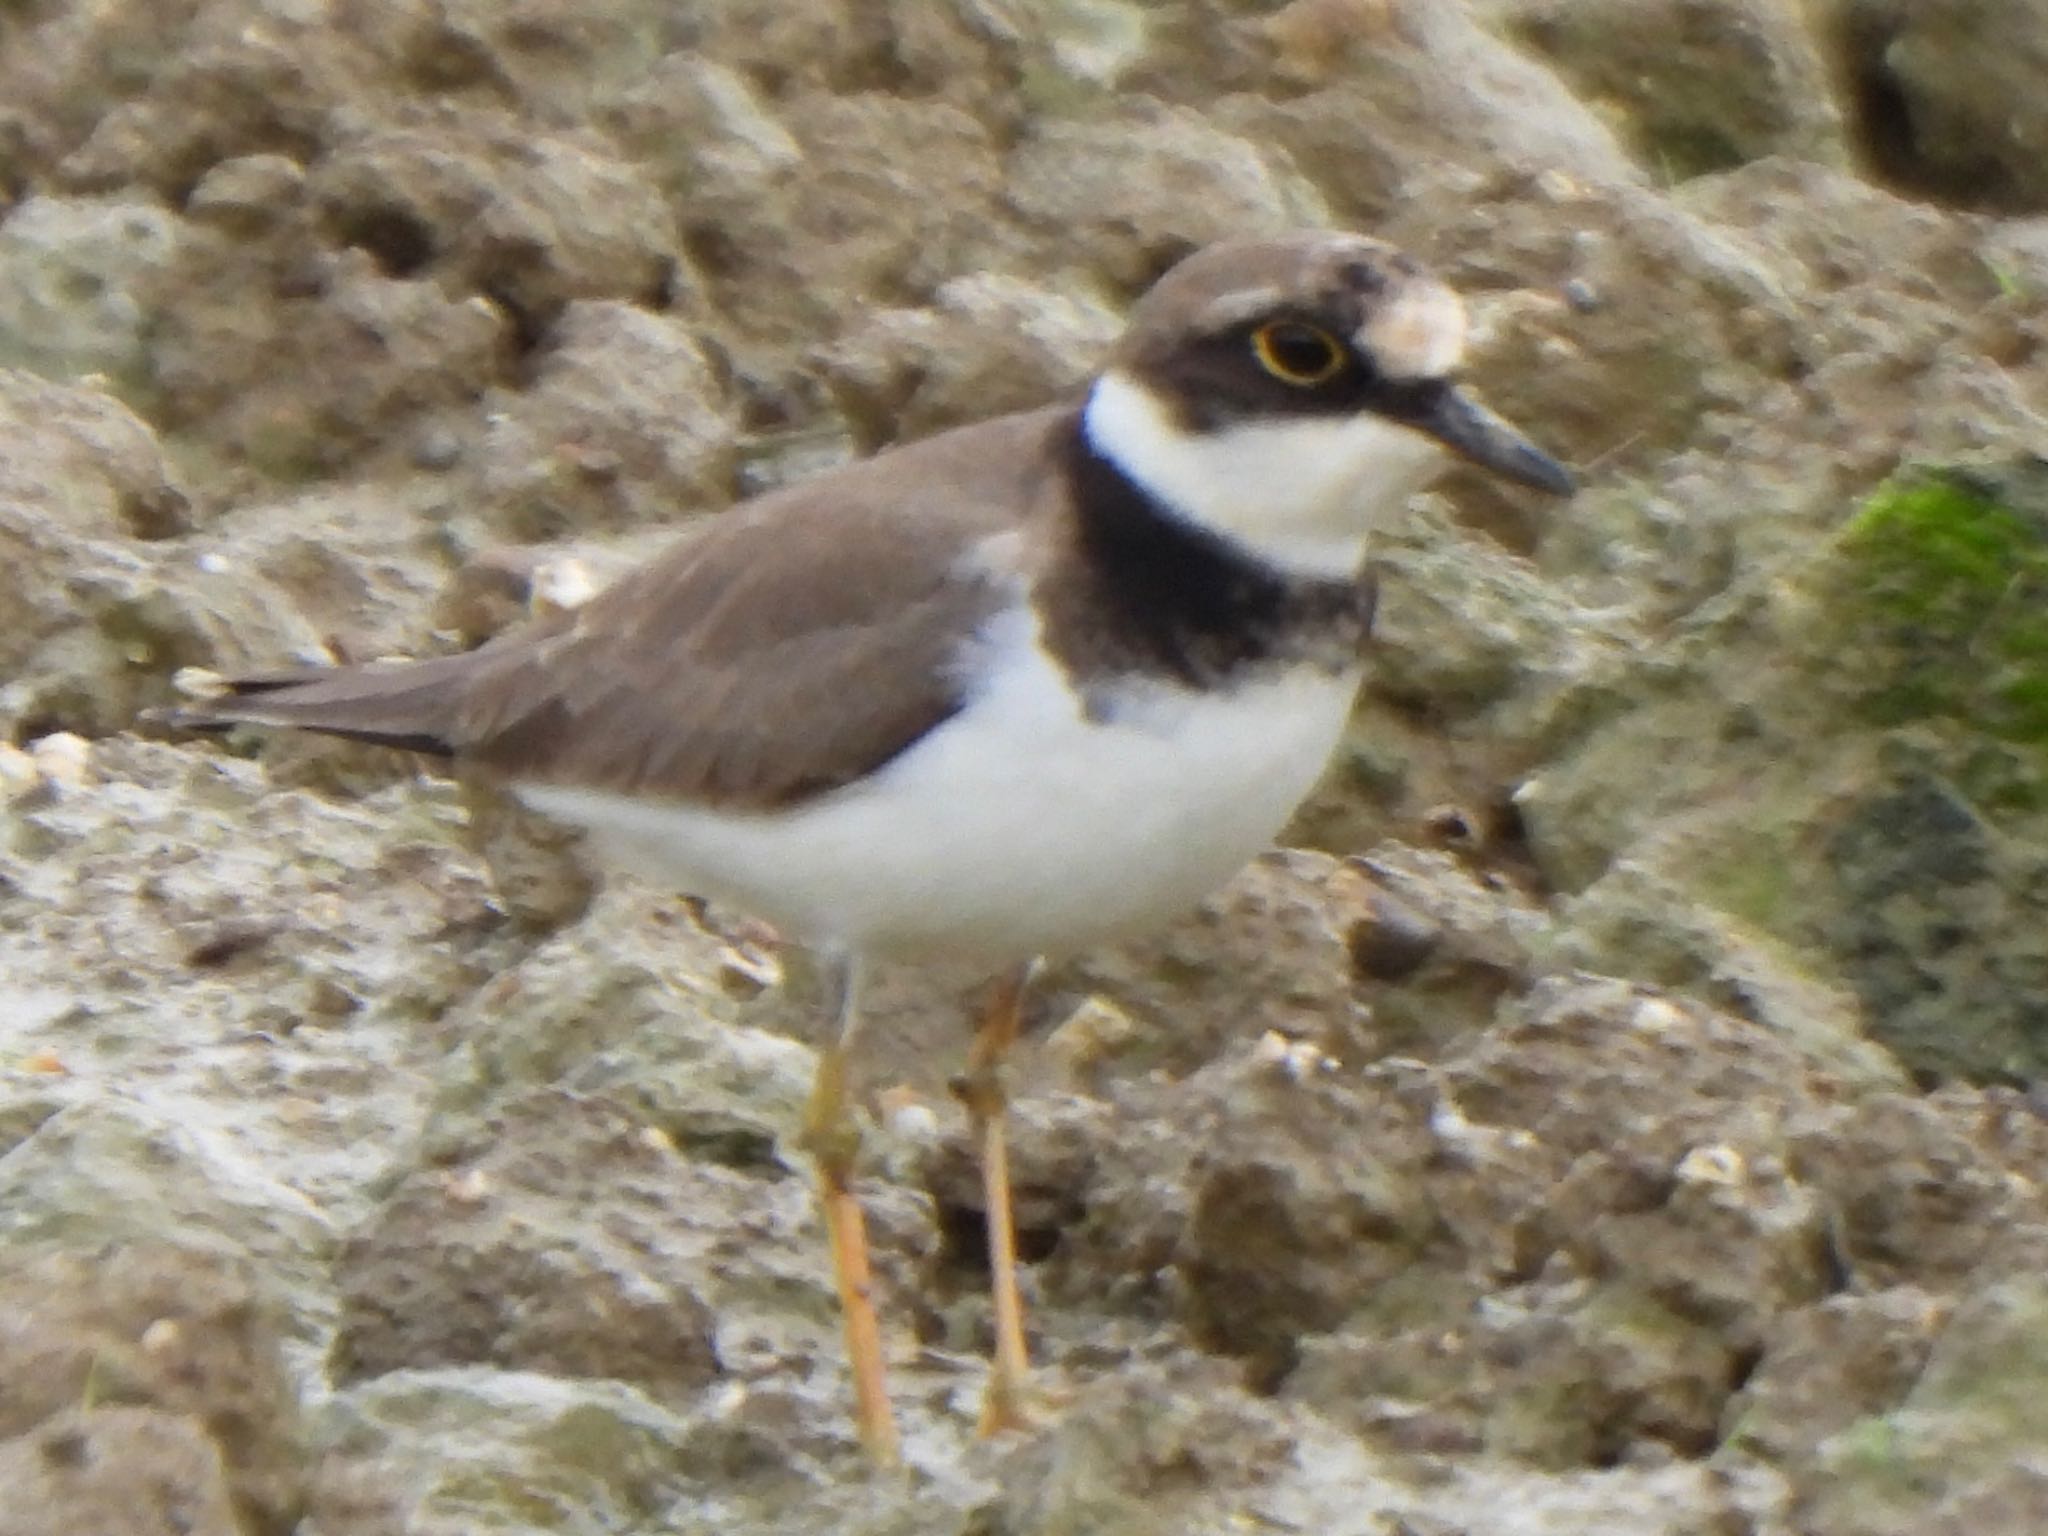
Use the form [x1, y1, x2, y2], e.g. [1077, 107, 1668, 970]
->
[517, 626, 1361, 963]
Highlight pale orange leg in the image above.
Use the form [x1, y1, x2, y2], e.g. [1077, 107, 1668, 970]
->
[801, 959, 901, 1466]
[954, 961, 1038, 1436]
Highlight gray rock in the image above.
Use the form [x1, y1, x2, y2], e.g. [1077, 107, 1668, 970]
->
[0, 368, 187, 542]
[1549, 859, 1905, 1088]
[1797, 1278, 2048, 1534]
[986, 0, 1154, 98]
[57, 30, 347, 197]
[1365, 498, 1618, 715]
[965, 1366, 1311, 1536]
[701, 91, 1020, 348]
[1823, 0, 2048, 211]
[0, 735, 502, 1264]
[0, 7, 215, 190]
[1495, 0, 1848, 178]
[1520, 458, 2048, 1084]
[658, 0, 1004, 103]
[308, 124, 680, 332]
[426, 884, 819, 1177]
[1722, 1287, 1949, 1465]
[1005, 108, 1331, 291]
[0, 197, 182, 388]
[0, 1243, 303, 1535]
[1229, 0, 1641, 224]
[600, 54, 803, 199]
[1784, 1088, 2048, 1293]
[329, 1090, 726, 1396]
[1050, 850, 1377, 1082]
[0, 1100, 335, 1332]
[1819, 765, 2048, 1082]
[310, 1369, 697, 1536]
[0, 1407, 240, 1536]
[1173, 1053, 1440, 1373]
[184, 153, 308, 235]
[473, 300, 737, 540]
[816, 271, 1120, 448]
[144, 238, 512, 483]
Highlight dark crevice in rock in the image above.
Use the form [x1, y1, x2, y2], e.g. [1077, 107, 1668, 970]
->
[331, 204, 437, 278]
[934, 1201, 1063, 1279]
[479, 274, 548, 357]
[1832, 12, 2023, 211]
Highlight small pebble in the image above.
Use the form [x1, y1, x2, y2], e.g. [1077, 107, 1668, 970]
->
[303, 976, 362, 1019]
[0, 742, 39, 799]
[1675, 1143, 1746, 1187]
[715, 941, 781, 999]
[530, 556, 598, 616]
[413, 426, 463, 471]
[1630, 996, 1687, 1035]
[185, 152, 305, 230]
[1345, 885, 1441, 981]
[1253, 1028, 1333, 1081]
[173, 666, 226, 699]
[876, 1086, 940, 1144]
[29, 732, 92, 789]
[1044, 995, 1140, 1081]
[1430, 1095, 1538, 1157]
[1421, 803, 1478, 847]
[440, 1167, 491, 1204]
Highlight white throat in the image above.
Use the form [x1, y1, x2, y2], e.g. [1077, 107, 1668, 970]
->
[1081, 369, 1451, 579]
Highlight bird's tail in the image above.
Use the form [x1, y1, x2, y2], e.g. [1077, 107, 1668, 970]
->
[154, 653, 491, 757]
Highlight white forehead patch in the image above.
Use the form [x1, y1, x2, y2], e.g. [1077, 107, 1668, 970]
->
[1363, 280, 1467, 381]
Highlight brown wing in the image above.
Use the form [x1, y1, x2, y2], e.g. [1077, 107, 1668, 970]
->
[175, 409, 1068, 809]
[449, 497, 1010, 806]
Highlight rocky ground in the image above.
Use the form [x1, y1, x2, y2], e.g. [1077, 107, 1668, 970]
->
[4, 0, 2048, 1532]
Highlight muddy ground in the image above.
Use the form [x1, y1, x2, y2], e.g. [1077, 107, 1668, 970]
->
[5, 1, 2048, 1532]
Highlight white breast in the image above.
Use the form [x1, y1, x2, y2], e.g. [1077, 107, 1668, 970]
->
[516, 605, 1362, 964]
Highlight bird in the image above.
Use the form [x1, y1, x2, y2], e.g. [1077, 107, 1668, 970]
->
[165, 231, 1575, 1465]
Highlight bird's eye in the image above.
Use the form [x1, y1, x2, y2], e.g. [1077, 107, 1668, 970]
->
[1251, 322, 1347, 386]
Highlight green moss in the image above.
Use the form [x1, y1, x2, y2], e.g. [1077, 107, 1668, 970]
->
[1689, 826, 1802, 932]
[1804, 1281, 2048, 1520]
[235, 404, 340, 484]
[1910, 1279, 2048, 1425]
[1838, 469, 2048, 789]
[1485, 1371, 1609, 1469]
[1820, 1413, 1943, 1499]
[1641, 122, 1747, 184]
[1982, 254, 2031, 300]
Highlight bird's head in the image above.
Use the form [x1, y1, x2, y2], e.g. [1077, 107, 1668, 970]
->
[1085, 232, 1574, 576]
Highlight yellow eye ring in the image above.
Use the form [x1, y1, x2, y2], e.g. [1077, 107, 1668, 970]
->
[1251, 322, 1347, 386]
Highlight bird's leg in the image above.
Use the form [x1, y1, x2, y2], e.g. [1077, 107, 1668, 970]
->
[800, 954, 901, 1466]
[953, 960, 1038, 1436]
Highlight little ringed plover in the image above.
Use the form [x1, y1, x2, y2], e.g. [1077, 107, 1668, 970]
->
[168, 230, 1576, 1465]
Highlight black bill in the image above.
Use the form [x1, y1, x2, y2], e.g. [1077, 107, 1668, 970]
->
[1406, 383, 1576, 497]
